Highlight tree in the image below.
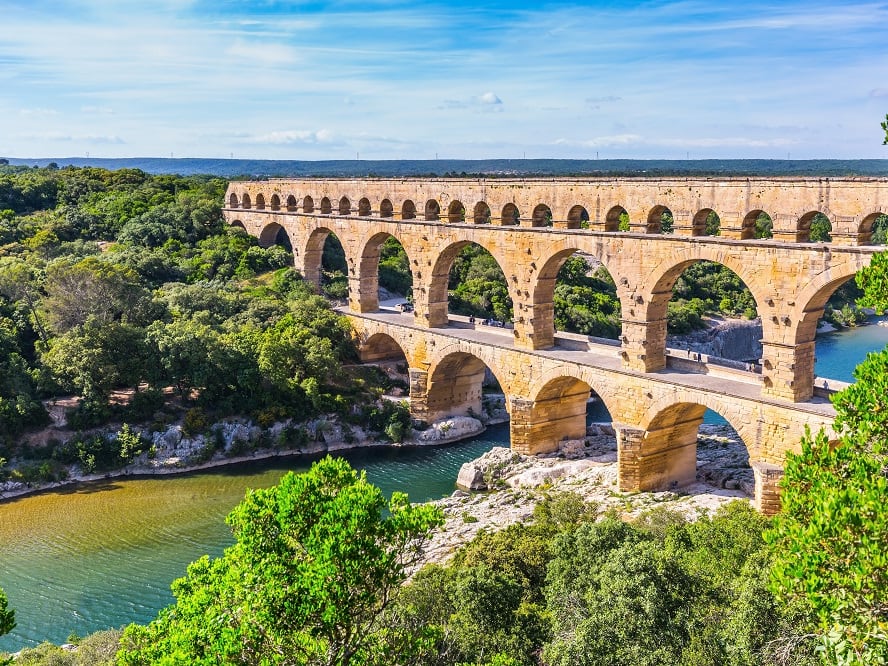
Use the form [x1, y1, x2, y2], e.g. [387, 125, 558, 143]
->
[118, 456, 444, 666]
[0, 586, 14, 666]
[882, 113, 888, 144]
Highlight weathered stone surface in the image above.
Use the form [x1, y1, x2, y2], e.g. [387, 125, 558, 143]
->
[455, 463, 486, 491]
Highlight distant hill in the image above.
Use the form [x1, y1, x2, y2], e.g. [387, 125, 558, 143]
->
[4, 156, 888, 178]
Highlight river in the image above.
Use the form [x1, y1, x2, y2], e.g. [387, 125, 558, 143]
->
[1, 321, 887, 652]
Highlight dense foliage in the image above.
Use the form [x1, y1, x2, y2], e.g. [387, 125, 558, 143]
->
[118, 456, 444, 665]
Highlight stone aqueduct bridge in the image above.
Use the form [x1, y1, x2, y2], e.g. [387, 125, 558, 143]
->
[224, 177, 888, 512]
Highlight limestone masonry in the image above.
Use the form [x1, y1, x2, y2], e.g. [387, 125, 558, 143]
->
[223, 177, 888, 513]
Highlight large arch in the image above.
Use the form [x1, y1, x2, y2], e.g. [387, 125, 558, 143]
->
[426, 240, 514, 328]
[302, 226, 342, 287]
[357, 231, 414, 313]
[359, 331, 411, 365]
[258, 221, 291, 249]
[424, 346, 509, 423]
[229, 219, 246, 231]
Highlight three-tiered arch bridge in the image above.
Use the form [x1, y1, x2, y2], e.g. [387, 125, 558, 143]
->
[224, 177, 887, 512]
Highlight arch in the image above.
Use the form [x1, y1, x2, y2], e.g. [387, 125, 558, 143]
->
[647, 205, 674, 234]
[242, 193, 252, 209]
[473, 201, 491, 224]
[339, 196, 352, 216]
[229, 219, 246, 231]
[269, 194, 280, 211]
[426, 349, 507, 422]
[567, 205, 589, 229]
[359, 331, 410, 364]
[320, 197, 332, 215]
[742, 209, 772, 240]
[692, 208, 720, 236]
[605, 205, 628, 232]
[425, 199, 440, 221]
[358, 197, 372, 216]
[303, 195, 315, 213]
[358, 231, 414, 312]
[402, 200, 417, 220]
[379, 199, 394, 218]
[258, 222, 293, 251]
[286, 195, 297, 212]
[859, 212, 887, 245]
[532, 204, 553, 227]
[303, 226, 341, 287]
[229, 193, 239, 208]
[255, 193, 266, 210]
[798, 211, 831, 243]
[633, 398, 756, 491]
[501, 202, 520, 226]
[448, 200, 466, 223]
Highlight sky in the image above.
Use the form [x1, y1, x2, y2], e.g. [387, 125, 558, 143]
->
[1, 0, 887, 161]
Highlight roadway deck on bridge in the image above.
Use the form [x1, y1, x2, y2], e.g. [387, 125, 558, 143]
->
[342, 303, 837, 419]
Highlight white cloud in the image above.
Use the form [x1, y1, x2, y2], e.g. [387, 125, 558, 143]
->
[238, 130, 334, 145]
[556, 134, 643, 148]
[478, 92, 502, 106]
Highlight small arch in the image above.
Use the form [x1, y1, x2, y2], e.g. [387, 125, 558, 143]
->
[320, 197, 332, 215]
[742, 210, 772, 240]
[567, 205, 590, 229]
[303, 196, 315, 213]
[286, 195, 297, 212]
[798, 211, 832, 243]
[859, 212, 888, 245]
[606, 206, 629, 232]
[532, 204, 553, 227]
[448, 200, 466, 223]
[402, 200, 417, 220]
[229, 193, 239, 208]
[339, 197, 352, 216]
[501, 203, 520, 226]
[647, 205, 674, 234]
[425, 199, 440, 221]
[692, 208, 720, 236]
[358, 197, 371, 216]
[379, 199, 394, 218]
[473, 201, 491, 224]
[360, 332, 409, 364]
[255, 194, 266, 210]
[270, 194, 280, 211]
[242, 193, 252, 209]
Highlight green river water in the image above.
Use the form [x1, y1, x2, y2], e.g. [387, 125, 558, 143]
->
[1, 320, 887, 651]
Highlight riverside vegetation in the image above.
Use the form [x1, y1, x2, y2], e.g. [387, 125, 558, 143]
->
[0, 163, 886, 665]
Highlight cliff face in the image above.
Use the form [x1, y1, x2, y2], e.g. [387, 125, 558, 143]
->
[668, 318, 763, 362]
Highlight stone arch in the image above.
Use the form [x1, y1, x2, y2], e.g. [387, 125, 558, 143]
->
[631, 397, 757, 492]
[229, 193, 239, 208]
[255, 193, 266, 210]
[229, 219, 246, 231]
[359, 331, 411, 365]
[858, 212, 887, 245]
[339, 196, 352, 216]
[501, 202, 520, 226]
[286, 195, 297, 212]
[448, 200, 466, 223]
[567, 205, 589, 229]
[647, 205, 674, 234]
[425, 199, 440, 221]
[358, 197, 371, 216]
[425, 346, 510, 422]
[798, 211, 831, 243]
[270, 194, 280, 211]
[426, 240, 515, 328]
[320, 197, 332, 215]
[303, 195, 315, 213]
[532, 245, 626, 348]
[692, 208, 720, 236]
[379, 199, 394, 218]
[258, 221, 293, 251]
[357, 231, 414, 313]
[242, 193, 252, 209]
[532, 204, 553, 227]
[473, 201, 492, 224]
[605, 205, 628, 232]
[303, 226, 342, 287]
[742, 209, 772, 240]
[402, 200, 417, 220]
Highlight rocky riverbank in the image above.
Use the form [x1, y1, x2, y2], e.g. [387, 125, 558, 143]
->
[422, 423, 753, 564]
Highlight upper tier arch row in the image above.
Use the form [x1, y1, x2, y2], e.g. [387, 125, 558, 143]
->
[225, 177, 888, 245]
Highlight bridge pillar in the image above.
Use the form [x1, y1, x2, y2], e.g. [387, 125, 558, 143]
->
[760, 340, 815, 402]
[616, 420, 698, 493]
[407, 369, 430, 422]
[717, 214, 746, 240]
[751, 461, 784, 515]
[508, 392, 587, 455]
[771, 214, 804, 242]
[348, 272, 379, 313]
[619, 319, 667, 372]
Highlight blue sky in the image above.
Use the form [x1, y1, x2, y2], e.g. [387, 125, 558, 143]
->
[2, 0, 887, 160]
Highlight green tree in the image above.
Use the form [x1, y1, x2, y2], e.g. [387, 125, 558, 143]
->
[118, 457, 444, 666]
[0, 587, 14, 666]
[882, 113, 887, 144]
